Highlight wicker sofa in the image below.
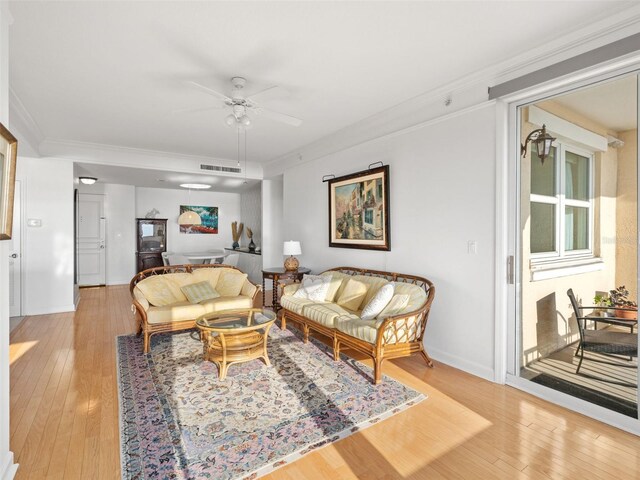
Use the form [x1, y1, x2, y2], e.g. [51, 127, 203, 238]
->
[280, 267, 435, 383]
[130, 264, 261, 353]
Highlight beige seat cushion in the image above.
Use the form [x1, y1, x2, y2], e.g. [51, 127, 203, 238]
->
[200, 295, 253, 313]
[335, 317, 380, 344]
[163, 272, 196, 288]
[281, 295, 317, 314]
[146, 301, 206, 325]
[302, 303, 354, 328]
[136, 275, 187, 307]
[352, 275, 390, 306]
[336, 314, 420, 345]
[391, 282, 428, 312]
[336, 278, 369, 311]
[377, 294, 410, 319]
[320, 271, 350, 302]
[133, 286, 150, 311]
[190, 268, 224, 289]
[216, 272, 248, 297]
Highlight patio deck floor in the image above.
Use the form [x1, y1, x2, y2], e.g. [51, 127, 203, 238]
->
[522, 336, 637, 417]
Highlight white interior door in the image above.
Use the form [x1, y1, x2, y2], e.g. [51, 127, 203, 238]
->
[8, 180, 21, 317]
[78, 193, 106, 286]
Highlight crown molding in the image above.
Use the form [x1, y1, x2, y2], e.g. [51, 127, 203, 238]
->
[9, 88, 44, 155]
[39, 138, 264, 180]
[265, 4, 640, 177]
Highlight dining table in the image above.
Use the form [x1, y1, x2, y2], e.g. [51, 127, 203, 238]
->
[182, 250, 227, 264]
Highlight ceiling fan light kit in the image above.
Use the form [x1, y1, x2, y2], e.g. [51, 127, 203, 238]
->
[186, 76, 303, 128]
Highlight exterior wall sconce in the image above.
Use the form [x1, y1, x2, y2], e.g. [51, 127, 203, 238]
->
[521, 124, 556, 164]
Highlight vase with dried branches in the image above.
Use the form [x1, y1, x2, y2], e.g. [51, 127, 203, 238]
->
[246, 227, 256, 252]
[231, 221, 243, 249]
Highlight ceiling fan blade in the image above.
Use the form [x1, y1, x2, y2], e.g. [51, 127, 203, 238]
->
[258, 107, 303, 127]
[186, 81, 232, 102]
[246, 85, 287, 104]
[172, 104, 225, 114]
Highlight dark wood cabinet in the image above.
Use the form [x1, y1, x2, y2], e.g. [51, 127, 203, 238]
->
[136, 218, 167, 273]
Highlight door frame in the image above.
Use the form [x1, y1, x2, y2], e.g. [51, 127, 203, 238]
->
[496, 56, 640, 435]
[9, 179, 23, 317]
[77, 193, 106, 286]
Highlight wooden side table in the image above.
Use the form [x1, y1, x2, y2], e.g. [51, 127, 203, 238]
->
[262, 267, 311, 311]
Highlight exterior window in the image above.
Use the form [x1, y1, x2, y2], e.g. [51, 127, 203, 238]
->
[530, 142, 593, 260]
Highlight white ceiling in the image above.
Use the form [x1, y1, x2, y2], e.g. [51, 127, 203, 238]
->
[75, 162, 260, 193]
[9, 1, 634, 164]
[552, 75, 637, 132]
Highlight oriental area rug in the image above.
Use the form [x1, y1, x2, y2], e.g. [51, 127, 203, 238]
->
[116, 326, 425, 480]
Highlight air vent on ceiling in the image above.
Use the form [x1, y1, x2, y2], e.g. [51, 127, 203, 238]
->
[200, 163, 242, 173]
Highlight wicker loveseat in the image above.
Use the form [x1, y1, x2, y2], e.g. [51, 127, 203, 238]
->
[280, 267, 435, 383]
[130, 264, 261, 353]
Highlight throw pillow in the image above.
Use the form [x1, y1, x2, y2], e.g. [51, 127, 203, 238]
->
[136, 276, 186, 307]
[377, 294, 410, 319]
[321, 272, 345, 302]
[293, 274, 331, 301]
[216, 272, 248, 297]
[361, 283, 394, 320]
[180, 281, 220, 304]
[336, 278, 369, 311]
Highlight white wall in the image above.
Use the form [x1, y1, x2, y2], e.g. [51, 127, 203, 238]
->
[282, 104, 497, 379]
[262, 176, 283, 270]
[104, 184, 136, 284]
[78, 182, 137, 284]
[240, 183, 262, 249]
[17, 157, 75, 315]
[136, 187, 241, 253]
[0, 2, 16, 478]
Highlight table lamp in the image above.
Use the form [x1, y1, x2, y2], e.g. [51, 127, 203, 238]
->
[283, 241, 301, 271]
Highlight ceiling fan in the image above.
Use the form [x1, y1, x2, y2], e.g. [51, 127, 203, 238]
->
[183, 76, 303, 128]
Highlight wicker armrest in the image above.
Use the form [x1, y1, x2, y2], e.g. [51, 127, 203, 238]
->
[376, 308, 427, 346]
[241, 280, 259, 299]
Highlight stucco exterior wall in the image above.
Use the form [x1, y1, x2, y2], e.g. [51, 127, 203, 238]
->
[615, 129, 638, 301]
[521, 102, 620, 364]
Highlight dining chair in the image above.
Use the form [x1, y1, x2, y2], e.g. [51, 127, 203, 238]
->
[567, 288, 637, 374]
[167, 254, 190, 266]
[223, 253, 239, 267]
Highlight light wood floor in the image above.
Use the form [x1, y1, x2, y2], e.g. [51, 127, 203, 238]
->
[10, 285, 640, 479]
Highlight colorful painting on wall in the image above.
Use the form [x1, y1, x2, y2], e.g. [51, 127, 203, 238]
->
[328, 165, 390, 251]
[179, 205, 219, 234]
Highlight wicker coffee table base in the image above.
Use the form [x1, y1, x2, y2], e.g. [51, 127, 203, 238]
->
[201, 328, 273, 380]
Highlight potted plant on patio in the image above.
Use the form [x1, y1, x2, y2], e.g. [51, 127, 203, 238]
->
[608, 285, 638, 320]
[593, 293, 612, 317]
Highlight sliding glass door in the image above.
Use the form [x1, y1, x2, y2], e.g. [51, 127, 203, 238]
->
[511, 72, 640, 428]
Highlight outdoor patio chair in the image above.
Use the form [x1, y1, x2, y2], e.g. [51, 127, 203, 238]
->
[567, 288, 638, 374]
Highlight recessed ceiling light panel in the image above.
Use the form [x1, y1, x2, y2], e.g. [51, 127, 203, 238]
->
[180, 183, 211, 189]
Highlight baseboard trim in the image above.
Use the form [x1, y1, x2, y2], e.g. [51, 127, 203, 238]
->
[106, 280, 130, 286]
[24, 304, 76, 316]
[427, 346, 495, 382]
[0, 452, 18, 480]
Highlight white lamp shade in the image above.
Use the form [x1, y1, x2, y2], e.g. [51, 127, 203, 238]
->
[283, 240, 301, 256]
[178, 211, 202, 225]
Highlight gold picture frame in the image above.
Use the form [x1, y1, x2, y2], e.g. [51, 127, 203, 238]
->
[328, 165, 390, 251]
[0, 123, 17, 240]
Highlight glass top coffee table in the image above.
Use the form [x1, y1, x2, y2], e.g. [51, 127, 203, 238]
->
[195, 308, 277, 380]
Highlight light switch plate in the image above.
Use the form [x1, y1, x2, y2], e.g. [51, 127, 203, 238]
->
[27, 218, 42, 227]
